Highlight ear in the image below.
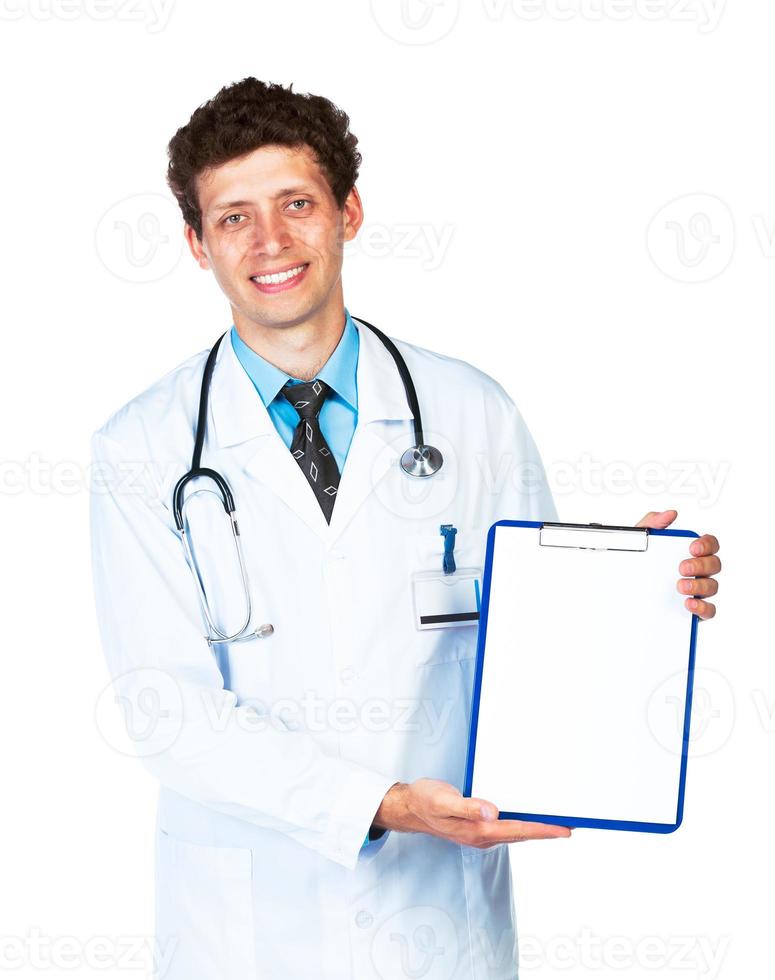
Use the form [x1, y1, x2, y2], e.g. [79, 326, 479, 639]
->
[340, 185, 364, 244]
[184, 223, 211, 271]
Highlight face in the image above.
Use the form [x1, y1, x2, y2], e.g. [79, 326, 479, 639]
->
[185, 144, 363, 331]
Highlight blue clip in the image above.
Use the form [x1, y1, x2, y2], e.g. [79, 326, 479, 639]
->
[439, 524, 457, 575]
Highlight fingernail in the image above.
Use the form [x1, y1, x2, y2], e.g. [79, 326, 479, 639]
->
[690, 542, 701, 555]
[480, 805, 497, 821]
[689, 599, 699, 609]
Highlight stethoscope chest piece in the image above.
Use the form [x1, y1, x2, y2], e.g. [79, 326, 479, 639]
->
[400, 444, 444, 478]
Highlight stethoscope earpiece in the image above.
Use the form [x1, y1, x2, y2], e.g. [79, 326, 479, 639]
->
[400, 444, 444, 478]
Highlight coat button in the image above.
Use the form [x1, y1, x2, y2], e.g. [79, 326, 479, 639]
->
[355, 909, 373, 929]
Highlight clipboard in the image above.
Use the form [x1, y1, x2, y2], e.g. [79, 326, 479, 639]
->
[464, 521, 700, 834]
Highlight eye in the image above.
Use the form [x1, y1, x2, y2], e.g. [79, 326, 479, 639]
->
[287, 199, 310, 211]
[223, 214, 245, 225]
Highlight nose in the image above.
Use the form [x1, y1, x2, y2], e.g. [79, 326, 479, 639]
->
[246, 209, 293, 256]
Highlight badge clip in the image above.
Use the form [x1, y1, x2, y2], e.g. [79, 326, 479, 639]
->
[439, 524, 457, 574]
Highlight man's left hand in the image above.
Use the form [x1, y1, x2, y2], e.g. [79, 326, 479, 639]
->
[635, 510, 721, 620]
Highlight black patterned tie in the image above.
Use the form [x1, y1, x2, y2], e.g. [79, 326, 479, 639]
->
[279, 379, 341, 523]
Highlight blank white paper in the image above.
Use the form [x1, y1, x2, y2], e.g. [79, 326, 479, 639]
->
[469, 524, 696, 826]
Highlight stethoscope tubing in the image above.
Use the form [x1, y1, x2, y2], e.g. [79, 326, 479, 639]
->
[172, 317, 441, 644]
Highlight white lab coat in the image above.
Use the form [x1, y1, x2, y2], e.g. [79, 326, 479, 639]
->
[89, 317, 558, 980]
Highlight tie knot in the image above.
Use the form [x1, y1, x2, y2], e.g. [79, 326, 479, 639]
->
[280, 378, 332, 419]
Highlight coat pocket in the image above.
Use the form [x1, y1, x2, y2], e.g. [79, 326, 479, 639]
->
[154, 829, 257, 980]
[404, 526, 486, 667]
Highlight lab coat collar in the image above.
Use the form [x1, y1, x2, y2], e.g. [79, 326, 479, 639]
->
[209, 314, 415, 544]
[210, 330, 275, 449]
[350, 315, 415, 425]
[211, 313, 413, 450]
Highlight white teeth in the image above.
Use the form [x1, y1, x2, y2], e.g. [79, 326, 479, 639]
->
[252, 264, 306, 285]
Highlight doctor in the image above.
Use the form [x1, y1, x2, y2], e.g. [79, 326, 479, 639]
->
[90, 77, 721, 980]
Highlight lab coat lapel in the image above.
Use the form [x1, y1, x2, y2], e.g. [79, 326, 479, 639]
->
[325, 318, 414, 544]
[210, 329, 331, 539]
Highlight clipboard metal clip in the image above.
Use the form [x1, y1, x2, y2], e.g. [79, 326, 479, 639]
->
[539, 522, 649, 552]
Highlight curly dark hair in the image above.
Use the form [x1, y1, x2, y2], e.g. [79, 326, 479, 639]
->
[166, 77, 362, 239]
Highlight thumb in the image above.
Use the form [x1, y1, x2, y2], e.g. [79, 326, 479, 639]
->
[444, 791, 499, 821]
[635, 509, 677, 530]
[466, 797, 499, 821]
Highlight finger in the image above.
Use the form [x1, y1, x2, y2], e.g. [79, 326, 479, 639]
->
[689, 534, 719, 557]
[635, 509, 677, 530]
[677, 577, 718, 598]
[686, 597, 716, 619]
[444, 795, 499, 822]
[472, 819, 572, 843]
[679, 555, 721, 578]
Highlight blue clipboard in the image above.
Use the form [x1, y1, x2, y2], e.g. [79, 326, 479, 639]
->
[464, 521, 700, 834]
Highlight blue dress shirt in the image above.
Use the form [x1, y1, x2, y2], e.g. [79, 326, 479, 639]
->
[230, 309, 359, 474]
[231, 309, 382, 850]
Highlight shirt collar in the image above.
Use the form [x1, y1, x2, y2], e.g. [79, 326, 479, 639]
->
[230, 308, 359, 411]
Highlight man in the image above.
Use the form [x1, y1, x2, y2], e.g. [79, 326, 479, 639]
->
[90, 78, 721, 979]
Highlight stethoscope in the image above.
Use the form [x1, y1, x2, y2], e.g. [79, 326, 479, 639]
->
[172, 317, 443, 646]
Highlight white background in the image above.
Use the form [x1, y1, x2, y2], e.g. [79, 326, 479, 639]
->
[0, 0, 769, 977]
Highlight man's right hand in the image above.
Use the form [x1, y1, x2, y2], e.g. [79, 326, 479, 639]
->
[372, 778, 572, 848]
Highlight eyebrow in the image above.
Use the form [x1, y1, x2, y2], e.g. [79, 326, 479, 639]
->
[210, 188, 314, 215]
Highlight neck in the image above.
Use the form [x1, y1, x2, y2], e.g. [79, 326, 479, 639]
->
[232, 296, 347, 382]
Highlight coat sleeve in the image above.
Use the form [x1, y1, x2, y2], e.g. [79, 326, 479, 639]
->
[485, 383, 559, 525]
[89, 429, 397, 871]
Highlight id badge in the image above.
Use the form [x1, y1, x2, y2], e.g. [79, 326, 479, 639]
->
[411, 567, 483, 631]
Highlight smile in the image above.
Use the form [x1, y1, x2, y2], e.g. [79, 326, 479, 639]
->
[250, 263, 308, 285]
